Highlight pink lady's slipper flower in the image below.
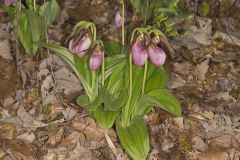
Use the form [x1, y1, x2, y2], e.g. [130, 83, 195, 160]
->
[148, 44, 166, 67]
[114, 11, 122, 28]
[69, 30, 92, 57]
[132, 35, 148, 67]
[89, 45, 103, 70]
[4, 0, 12, 5]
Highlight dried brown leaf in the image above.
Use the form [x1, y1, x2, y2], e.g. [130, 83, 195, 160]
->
[47, 127, 64, 147]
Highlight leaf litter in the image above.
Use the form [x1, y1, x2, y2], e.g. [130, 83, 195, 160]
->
[0, 0, 240, 159]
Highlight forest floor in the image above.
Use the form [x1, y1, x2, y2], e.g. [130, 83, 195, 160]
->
[0, 0, 240, 159]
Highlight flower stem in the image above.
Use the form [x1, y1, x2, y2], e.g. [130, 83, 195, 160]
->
[142, 61, 148, 94]
[101, 51, 105, 86]
[123, 53, 132, 125]
[19, 1, 22, 12]
[92, 70, 95, 92]
[33, 0, 36, 12]
[120, 0, 125, 46]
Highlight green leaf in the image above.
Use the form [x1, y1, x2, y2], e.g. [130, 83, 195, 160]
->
[202, 2, 209, 17]
[40, 43, 93, 98]
[130, 0, 148, 13]
[147, 89, 182, 116]
[103, 54, 127, 81]
[129, 66, 144, 115]
[25, 0, 34, 9]
[14, 10, 45, 55]
[103, 40, 123, 56]
[145, 65, 168, 93]
[103, 89, 127, 112]
[116, 116, 150, 160]
[130, 0, 149, 21]
[148, 0, 178, 20]
[39, 0, 60, 25]
[76, 94, 102, 111]
[2, 5, 17, 16]
[106, 60, 126, 93]
[26, 10, 45, 54]
[93, 105, 118, 129]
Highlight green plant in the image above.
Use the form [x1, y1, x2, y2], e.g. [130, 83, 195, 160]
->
[129, 0, 182, 22]
[115, 27, 181, 160]
[41, 20, 182, 159]
[41, 21, 127, 129]
[3, 0, 60, 55]
[202, 1, 209, 17]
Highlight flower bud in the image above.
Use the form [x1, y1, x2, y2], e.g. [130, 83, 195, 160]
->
[132, 35, 148, 67]
[89, 45, 103, 70]
[148, 44, 166, 67]
[69, 31, 92, 57]
[4, 0, 12, 5]
[114, 11, 122, 28]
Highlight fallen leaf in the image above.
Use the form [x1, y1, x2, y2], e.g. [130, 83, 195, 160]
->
[68, 146, 92, 160]
[0, 123, 15, 139]
[173, 117, 184, 130]
[214, 31, 240, 47]
[47, 127, 64, 147]
[192, 136, 208, 152]
[61, 107, 78, 120]
[54, 67, 82, 97]
[161, 138, 174, 152]
[198, 151, 229, 160]
[42, 152, 57, 160]
[17, 132, 36, 143]
[71, 117, 117, 142]
[60, 131, 85, 147]
[0, 39, 13, 60]
[215, 92, 235, 102]
[195, 59, 209, 81]
[3, 140, 37, 160]
[0, 148, 6, 158]
[17, 106, 45, 128]
[211, 135, 232, 148]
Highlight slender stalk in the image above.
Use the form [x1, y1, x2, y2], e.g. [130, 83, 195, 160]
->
[92, 70, 96, 94]
[142, 60, 148, 94]
[101, 51, 105, 86]
[33, 0, 36, 12]
[19, 1, 22, 12]
[123, 53, 133, 125]
[120, 0, 125, 46]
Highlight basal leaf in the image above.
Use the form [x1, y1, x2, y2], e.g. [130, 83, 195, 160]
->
[203, 2, 209, 17]
[147, 89, 182, 116]
[14, 10, 44, 55]
[103, 40, 123, 56]
[130, 0, 149, 20]
[103, 89, 127, 112]
[93, 105, 118, 129]
[145, 65, 168, 93]
[129, 66, 144, 114]
[116, 116, 150, 160]
[40, 43, 93, 98]
[25, 10, 45, 54]
[76, 94, 102, 111]
[39, 0, 60, 25]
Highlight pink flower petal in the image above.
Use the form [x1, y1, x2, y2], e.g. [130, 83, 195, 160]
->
[4, 0, 12, 5]
[148, 44, 166, 67]
[114, 11, 122, 28]
[69, 32, 92, 57]
[89, 46, 103, 70]
[132, 42, 148, 67]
